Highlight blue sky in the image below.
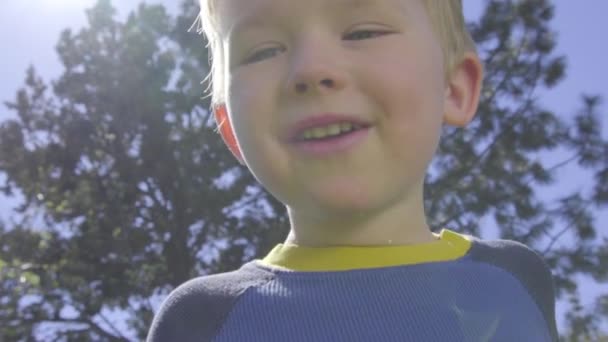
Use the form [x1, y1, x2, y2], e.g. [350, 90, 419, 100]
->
[1, 0, 607, 335]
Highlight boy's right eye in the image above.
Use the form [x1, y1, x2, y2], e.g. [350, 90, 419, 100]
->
[243, 46, 285, 65]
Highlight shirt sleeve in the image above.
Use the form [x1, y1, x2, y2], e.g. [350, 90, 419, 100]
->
[146, 262, 272, 342]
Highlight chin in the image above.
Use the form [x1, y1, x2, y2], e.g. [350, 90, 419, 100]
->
[309, 184, 380, 214]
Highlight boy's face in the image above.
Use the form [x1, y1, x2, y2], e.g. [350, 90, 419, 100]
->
[217, 0, 453, 218]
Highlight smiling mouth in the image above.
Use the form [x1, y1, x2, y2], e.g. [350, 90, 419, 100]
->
[286, 112, 373, 144]
[296, 122, 367, 142]
[289, 125, 372, 157]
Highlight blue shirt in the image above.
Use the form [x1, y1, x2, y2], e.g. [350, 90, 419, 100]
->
[147, 229, 558, 341]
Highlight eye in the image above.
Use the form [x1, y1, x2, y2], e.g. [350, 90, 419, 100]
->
[343, 29, 391, 41]
[243, 46, 285, 65]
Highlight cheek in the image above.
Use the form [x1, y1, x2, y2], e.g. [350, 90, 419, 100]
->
[363, 54, 444, 160]
[226, 73, 288, 181]
[226, 68, 279, 131]
[226, 76, 263, 139]
[368, 62, 442, 130]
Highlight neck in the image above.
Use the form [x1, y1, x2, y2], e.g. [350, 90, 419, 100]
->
[284, 182, 437, 247]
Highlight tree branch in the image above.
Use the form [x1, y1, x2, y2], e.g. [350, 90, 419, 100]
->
[432, 93, 537, 210]
[542, 223, 574, 257]
[541, 201, 593, 256]
[19, 316, 128, 342]
[98, 312, 131, 342]
[222, 190, 265, 218]
[434, 152, 582, 235]
[83, 316, 129, 342]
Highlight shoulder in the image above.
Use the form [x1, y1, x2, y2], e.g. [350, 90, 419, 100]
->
[146, 262, 273, 342]
[466, 237, 552, 280]
[466, 236, 559, 341]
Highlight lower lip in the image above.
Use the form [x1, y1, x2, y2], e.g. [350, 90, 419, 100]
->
[289, 127, 371, 157]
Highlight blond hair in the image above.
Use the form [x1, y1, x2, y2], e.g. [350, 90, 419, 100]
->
[196, 0, 477, 106]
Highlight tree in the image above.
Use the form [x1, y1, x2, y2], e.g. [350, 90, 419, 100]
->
[0, 1, 287, 340]
[425, 1, 608, 338]
[0, 0, 606, 340]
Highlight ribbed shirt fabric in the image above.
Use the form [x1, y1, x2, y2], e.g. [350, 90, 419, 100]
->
[147, 229, 558, 342]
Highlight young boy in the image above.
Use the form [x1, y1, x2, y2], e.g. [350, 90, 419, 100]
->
[147, 0, 558, 341]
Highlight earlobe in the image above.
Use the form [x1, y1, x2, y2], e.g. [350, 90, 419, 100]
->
[213, 104, 245, 164]
[443, 52, 484, 127]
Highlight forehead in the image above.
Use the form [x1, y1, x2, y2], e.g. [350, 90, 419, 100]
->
[214, 0, 412, 36]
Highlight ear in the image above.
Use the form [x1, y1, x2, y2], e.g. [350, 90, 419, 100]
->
[443, 52, 483, 127]
[213, 104, 245, 165]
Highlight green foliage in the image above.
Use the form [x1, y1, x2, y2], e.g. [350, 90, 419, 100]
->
[0, 0, 606, 340]
[0, 0, 286, 340]
[426, 0, 608, 339]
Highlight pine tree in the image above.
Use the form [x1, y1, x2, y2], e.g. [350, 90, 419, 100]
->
[0, 1, 286, 340]
[0, 0, 606, 340]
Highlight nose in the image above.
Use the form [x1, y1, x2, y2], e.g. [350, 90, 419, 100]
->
[285, 42, 346, 96]
[294, 78, 338, 93]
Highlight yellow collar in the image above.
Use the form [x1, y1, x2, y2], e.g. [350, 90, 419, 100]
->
[258, 229, 472, 272]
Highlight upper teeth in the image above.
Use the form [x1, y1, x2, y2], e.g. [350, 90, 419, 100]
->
[301, 123, 359, 140]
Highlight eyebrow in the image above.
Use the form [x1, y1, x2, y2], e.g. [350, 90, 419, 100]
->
[333, 0, 372, 11]
[226, 0, 380, 38]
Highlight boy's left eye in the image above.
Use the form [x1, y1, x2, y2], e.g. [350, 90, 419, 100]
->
[343, 30, 390, 40]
